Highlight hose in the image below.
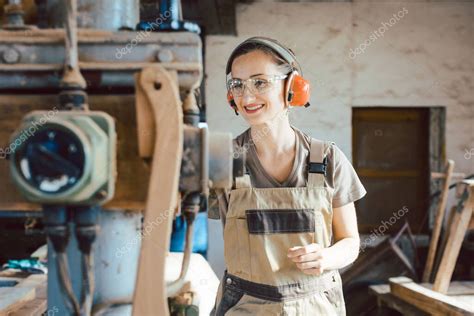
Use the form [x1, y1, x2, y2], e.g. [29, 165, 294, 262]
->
[166, 211, 195, 297]
[80, 252, 94, 315]
[57, 252, 81, 315]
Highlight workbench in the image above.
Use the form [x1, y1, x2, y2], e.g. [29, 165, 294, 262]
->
[369, 279, 474, 316]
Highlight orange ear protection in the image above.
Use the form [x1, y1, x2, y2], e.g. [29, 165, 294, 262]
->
[285, 71, 311, 108]
[226, 37, 311, 116]
[227, 90, 239, 116]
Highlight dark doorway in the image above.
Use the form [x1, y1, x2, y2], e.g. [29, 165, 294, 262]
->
[352, 107, 445, 234]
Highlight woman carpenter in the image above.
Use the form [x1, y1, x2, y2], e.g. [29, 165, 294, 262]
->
[209, 37, 367, 316]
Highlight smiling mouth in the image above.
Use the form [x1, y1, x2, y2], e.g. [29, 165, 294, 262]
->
[244, 104, 265, 113]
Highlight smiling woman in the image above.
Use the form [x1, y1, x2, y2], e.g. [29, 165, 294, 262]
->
[209, 37, 367, 316]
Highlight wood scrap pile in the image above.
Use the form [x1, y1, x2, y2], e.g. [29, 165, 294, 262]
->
[368, 160, 474, 316]
[0, 269, 47, 316]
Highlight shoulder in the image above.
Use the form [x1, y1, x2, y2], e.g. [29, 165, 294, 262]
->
[295, 128, 336, 159]
[293, 126, 333, 145]
[294, 127, 312, 149]
[290, 126, 338, 163]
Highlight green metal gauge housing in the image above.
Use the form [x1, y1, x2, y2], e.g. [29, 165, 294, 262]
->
[9, 111, 116, 205]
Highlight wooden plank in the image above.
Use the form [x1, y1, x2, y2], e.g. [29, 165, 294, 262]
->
[371, 281, 474, 297]
[9, 298, 46, 316]
[0, 62, 200, 73]
[390, 277, 474, 316]
[423, 160, 455, 282]
[369, 284, 429, 316]
[0, 269, 29, 278]
[432, 205, 457, 280]
[369, 284, 390, 295]
[16, 275, 46, 289]
[431, 172, 465, 180]
[421, 281, 474, 296]
[370, 282, 474, 316]
[0, 287, 36, 316]
[433, 184, 474, 293]
[0, 29, 201, 44]
[457, 296, 474, 309]
[378, 295, 429, 316]
[135, 70, 178, 159]
[9, 282, 47, 316]
[0, 273, 47, 315]
[132, 66, 183, 316]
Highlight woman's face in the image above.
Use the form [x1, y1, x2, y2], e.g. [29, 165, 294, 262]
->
[231, 50, 287, 126]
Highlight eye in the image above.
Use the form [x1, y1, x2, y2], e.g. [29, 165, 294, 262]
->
[229, 80, 243, 90]
[254, 79, 269, 89]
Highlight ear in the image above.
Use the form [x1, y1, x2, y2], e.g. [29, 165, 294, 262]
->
[227, 91, 239, 115]
[284, 71, 297, 107]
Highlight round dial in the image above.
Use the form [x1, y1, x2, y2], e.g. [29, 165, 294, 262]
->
[13, 125, 86, 194]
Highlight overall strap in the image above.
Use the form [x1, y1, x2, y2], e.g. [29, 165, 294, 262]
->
[234, 172, 252, 189]
[308, 138, 330, 187]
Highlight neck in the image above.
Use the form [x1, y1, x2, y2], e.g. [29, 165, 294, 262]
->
[250, 109, 295, 156]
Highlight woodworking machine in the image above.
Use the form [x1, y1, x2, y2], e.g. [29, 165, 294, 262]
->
[0, 0, 241, 315]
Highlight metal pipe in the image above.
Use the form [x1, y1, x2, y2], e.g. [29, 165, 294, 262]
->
[60, 0, 87, 91]
[65, 0, 78, 74]
[160, 0, 180, 26]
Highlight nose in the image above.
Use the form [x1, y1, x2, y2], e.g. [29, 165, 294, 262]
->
[241, 83, 256, 103]
[242, 83, 255, 99]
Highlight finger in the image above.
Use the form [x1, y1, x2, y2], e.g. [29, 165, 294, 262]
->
[290, 251, 322, 263]
[287, 243, 320, 257]
[287, 243, 322, 258]
[296, 260, 321, 270]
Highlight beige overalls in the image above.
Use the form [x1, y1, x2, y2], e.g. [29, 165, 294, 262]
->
[212, 138, 346, 316]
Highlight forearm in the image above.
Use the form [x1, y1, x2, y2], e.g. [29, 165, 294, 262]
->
[323, 237, 360, 270]
[288, 203, 361, 274]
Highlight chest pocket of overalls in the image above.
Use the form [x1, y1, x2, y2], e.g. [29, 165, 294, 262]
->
[244, 188, 331, 285]
[225, 187, 332, 284]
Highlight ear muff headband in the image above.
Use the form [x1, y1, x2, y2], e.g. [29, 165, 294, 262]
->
[225, 37, 302, 76]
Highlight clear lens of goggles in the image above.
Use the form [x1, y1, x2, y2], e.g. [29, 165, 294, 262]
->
[227, 74, 288, 97]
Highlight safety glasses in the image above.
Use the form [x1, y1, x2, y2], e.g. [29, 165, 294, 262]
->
[227, 74, 288, 97]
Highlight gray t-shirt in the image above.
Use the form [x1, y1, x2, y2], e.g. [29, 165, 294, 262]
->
[208, 126, 367, 226]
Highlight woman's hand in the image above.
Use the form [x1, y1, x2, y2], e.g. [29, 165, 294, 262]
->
[287, 243, 328, 275]
[287, 203, 360, 275]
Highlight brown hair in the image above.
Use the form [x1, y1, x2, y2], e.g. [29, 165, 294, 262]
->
[227, 42, 289, 75]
